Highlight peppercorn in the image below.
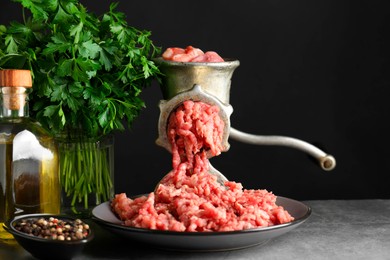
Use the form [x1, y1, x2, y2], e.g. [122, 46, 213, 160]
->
[13, 217, 90, 241]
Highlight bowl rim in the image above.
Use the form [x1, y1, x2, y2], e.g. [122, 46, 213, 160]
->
[4, 213, 94, 244]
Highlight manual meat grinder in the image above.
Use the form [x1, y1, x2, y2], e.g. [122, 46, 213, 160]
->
[154, 58, 336, 180]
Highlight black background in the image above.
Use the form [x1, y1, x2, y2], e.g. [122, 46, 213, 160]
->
[1, 0, 389, 200]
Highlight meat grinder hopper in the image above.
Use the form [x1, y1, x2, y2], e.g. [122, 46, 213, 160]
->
[154, 57, 336, 171]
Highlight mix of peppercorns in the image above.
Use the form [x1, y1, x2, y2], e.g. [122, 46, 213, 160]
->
[13, 217, 90, 241]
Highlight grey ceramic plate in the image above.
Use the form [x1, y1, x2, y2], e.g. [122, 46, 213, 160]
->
[91, 196, 311, 252]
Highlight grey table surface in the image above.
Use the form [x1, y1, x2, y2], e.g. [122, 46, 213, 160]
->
[1, 199, 389, 260]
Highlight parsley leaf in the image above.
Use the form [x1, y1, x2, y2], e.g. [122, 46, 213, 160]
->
[0, 0, 161, 138]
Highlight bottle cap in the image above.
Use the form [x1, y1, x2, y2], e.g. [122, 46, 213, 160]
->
[0, 69, 32, 88]
[0, 69, 32, 110]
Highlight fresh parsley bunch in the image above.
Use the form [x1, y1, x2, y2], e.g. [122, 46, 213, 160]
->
[0, 0, 161, 139]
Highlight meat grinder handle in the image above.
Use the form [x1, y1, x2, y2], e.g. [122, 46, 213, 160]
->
[229, 127, 336, 171]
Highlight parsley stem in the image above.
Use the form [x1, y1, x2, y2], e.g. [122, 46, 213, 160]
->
[59, 135, 114, 215]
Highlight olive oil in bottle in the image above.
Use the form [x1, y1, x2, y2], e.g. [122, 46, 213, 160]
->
[0, 69, 60, 240]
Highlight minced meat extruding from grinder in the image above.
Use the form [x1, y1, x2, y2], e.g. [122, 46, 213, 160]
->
[111, 99, 294, 232]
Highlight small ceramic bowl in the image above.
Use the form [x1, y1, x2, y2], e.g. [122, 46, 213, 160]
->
[4, 213, 94, 260]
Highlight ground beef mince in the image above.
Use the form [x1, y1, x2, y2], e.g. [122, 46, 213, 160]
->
[111, 100, 294, 232]
[162, 46, 225, 62]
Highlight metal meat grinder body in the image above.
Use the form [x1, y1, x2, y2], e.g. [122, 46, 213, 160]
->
[154, 57, 336, 172]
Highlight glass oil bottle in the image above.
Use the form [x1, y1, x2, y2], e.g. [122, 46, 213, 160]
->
[0, 69, 60, 240]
